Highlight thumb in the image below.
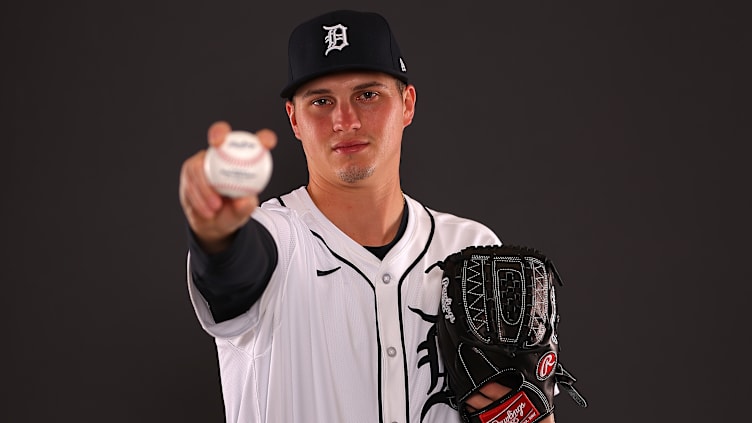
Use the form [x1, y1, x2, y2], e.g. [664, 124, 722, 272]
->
[228, 196, 258, 219]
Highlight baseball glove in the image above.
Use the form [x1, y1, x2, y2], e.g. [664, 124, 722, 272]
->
[435, 245, 587, 423]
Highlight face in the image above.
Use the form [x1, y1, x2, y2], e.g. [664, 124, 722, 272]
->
[286, 71, 416, 187]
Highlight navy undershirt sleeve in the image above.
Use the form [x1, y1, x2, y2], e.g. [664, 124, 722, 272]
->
[188, 219, 277, 323]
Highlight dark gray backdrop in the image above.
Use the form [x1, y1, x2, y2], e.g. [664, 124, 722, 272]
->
[3, 0, 749, 422]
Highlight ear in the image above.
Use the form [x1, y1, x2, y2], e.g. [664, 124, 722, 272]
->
[286, 100, 302, 140]
[402, 85, 417, 127]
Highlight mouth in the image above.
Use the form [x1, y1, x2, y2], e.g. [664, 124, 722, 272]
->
[332, 141, 368, 155]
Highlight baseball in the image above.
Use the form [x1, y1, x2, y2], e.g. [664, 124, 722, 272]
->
[204, 130, 273, 197]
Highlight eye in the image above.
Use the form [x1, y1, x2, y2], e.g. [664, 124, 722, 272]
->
[358, 91, 379, 101]
[311, 98, 332, 106]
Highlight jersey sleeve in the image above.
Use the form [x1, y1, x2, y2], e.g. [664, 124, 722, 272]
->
[189, 219, 277, 323]
[187, 204, 304, 339]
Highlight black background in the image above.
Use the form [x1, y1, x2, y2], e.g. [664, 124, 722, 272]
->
[2, 1, 749, 422]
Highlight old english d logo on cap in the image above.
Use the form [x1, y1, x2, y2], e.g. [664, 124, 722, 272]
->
[280, 10, 409, 98]
[323, 24, 349, 56]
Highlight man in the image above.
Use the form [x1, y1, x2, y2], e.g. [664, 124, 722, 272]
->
[179, 10, 555, 422]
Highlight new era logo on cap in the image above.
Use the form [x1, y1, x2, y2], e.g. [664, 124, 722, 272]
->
[280, 10, 409, 98]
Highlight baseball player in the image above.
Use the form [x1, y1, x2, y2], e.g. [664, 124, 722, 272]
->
[179, 10, 557, 423]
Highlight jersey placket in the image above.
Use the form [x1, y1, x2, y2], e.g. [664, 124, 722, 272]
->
[373, 263, 406, 423]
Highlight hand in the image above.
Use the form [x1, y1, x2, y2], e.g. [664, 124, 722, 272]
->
[464, 382, 511, 413]
[465, 383, 555, 422]
[179, 121, 277, 253]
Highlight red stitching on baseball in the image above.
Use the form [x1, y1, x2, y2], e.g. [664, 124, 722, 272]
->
[212, 182, 259, 196]
[215, 144, 268, 166]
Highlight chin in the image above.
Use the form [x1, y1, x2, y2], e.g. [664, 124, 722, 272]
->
[337, 165, 375, 184]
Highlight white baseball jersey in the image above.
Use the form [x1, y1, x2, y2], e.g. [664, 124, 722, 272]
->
[187, 186, 501, 423]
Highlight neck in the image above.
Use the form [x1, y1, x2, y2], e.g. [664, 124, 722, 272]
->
[307, 179, 405, 246]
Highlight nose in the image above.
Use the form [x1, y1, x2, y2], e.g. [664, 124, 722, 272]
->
[332, 100, 361, 132]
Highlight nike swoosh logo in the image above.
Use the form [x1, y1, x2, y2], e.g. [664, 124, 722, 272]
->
[316, 267, 341, 277]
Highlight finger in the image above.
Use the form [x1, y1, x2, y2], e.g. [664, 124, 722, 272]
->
[180, 157, 211, 220]
[208, 121, 232, 148]
[191, 150, 222, 209]
[463, 383, 512, 412]
[186, 151, 222, 215]
[184, 183, 214, 222]
[256, 128, 278, 150]
[464, 392, 491, 412]
[229, 195, 258, 219]
[180, 170, 213, 223]
[477, 382, 511, 401]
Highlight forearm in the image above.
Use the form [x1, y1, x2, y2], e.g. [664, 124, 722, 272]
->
[189, 218, 277, 322]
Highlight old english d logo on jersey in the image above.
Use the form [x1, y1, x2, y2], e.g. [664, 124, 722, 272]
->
[323, 24, 348, 55]
[478, 391, 540, 423]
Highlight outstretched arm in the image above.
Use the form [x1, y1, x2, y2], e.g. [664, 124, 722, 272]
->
[179, 121, 277, 253]
[180, 121, 279, 322]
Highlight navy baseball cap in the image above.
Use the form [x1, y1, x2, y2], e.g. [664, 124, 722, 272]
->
[280, 10, 409, 99]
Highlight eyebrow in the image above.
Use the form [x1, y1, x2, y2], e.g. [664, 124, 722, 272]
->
[299, 81, 389, 100]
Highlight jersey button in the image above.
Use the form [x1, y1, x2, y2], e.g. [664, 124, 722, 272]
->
[382, 273, 392, 284]
[386, 347, 397, 357]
